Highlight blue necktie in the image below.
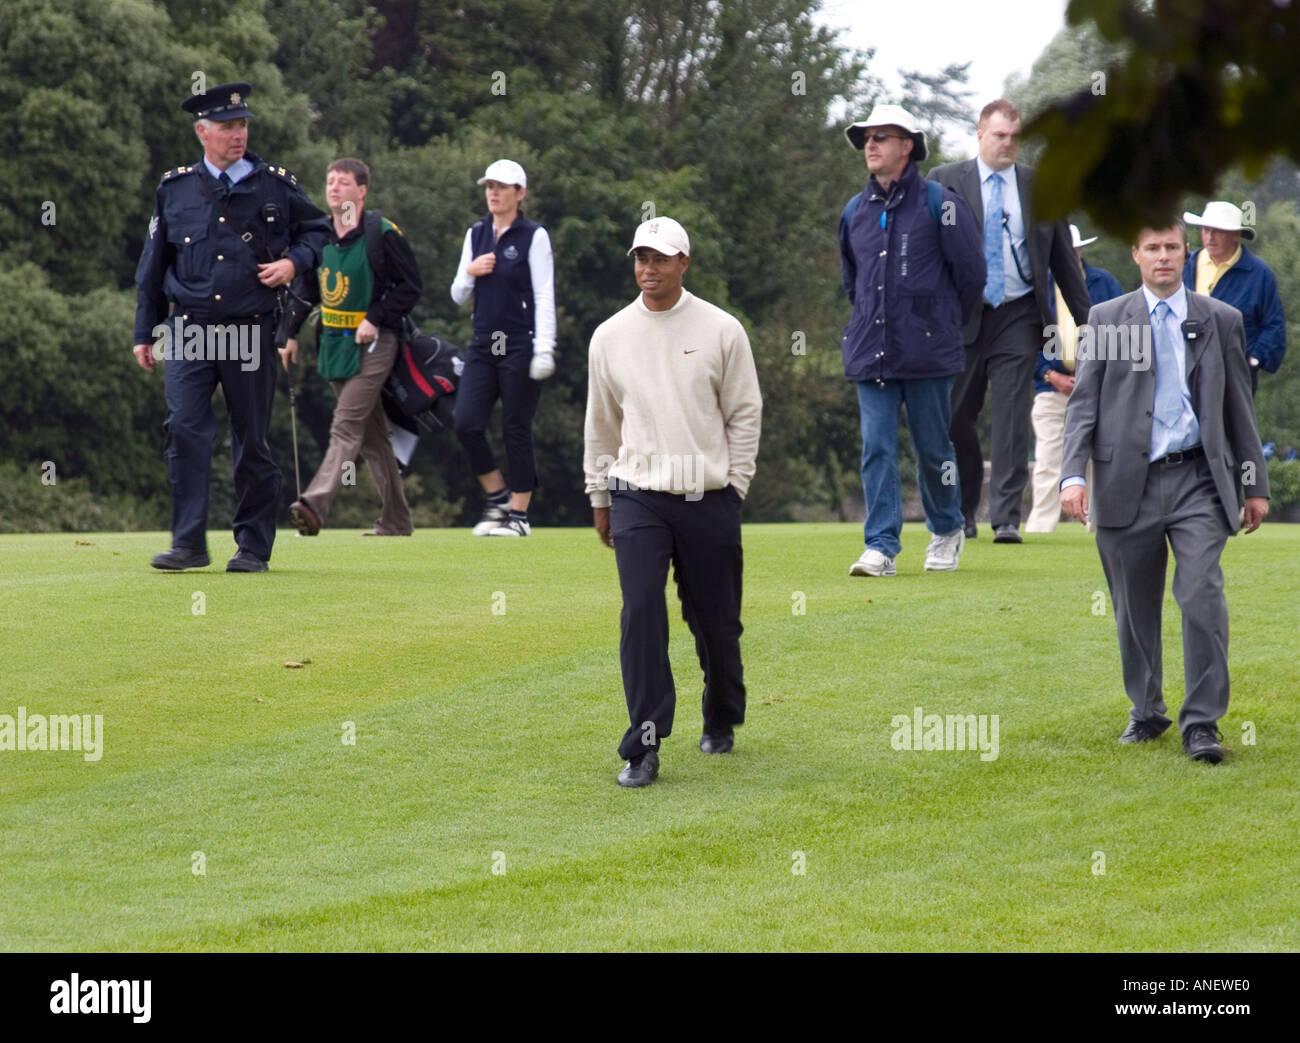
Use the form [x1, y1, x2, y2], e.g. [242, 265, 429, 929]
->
[983, 172, 1005, 307]
[1152, 301, 1183, 428]
[218, 171, 232, 196]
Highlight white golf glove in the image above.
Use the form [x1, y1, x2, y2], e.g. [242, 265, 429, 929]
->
[530, 351, 556, 381]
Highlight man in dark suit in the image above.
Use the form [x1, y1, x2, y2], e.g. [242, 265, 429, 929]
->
[1060, 221, 1269, 764]
[931, 99, 1091, 542]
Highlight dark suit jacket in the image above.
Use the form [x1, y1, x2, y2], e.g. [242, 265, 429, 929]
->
[929, 159, 1091, 344]
[1061, 289, 1269, 531]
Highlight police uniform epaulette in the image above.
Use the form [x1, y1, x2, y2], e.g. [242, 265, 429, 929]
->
[262, 163, 299, 187]
[160, 165, 197, 183]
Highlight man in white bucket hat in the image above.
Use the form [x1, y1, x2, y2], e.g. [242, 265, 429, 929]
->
[1182, 200, 1285, 394]
[838, 102, 985, 578]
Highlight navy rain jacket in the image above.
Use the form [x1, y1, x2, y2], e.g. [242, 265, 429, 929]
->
[1182, 246, 1287, 373]
[838, 159, 985, 383]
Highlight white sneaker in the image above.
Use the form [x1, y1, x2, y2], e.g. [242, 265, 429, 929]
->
[924, 528, 965, 571]
[489, 516, 531, 537]
[472, 502, 510, 536]
[849, 548, 896, 576]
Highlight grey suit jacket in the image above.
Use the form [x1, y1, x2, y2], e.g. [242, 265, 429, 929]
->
[929, 159, 1091, 344]
[1061, 289, 1269, 530]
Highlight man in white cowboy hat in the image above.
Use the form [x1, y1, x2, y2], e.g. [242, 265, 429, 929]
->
[930, 100, 1093, 544]
[838, 102, 985, 578]
[1182, 200, 1286, 394]
[1026, 224, 1124, 532]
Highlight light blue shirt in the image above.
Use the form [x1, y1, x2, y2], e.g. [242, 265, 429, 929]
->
[203, 156, 254, 184]
[1141, 283, 1200, 460]
[977, 156, 1032, 303]
[1061, 282, 1201, 491]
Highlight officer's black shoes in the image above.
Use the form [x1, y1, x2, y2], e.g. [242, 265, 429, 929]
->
[1183, 724, 1225, 764]
[700, 727, 735, 754]
[151, 547, 210, 571]
[226, 550, 269, 573]
[289, 500, 321, 536]
[617, 749, 659, 788]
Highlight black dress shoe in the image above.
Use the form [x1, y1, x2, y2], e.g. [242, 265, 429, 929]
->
[617, 749, 659, 787]
[1119, 718, 1169, 744]
[993, 525, 1022, 543]
[226, 549, 269, 573]
[151, 547, 210, 571]
[1183, 724, 1224, 764]
[963, 521, 978, 539]
[699, 728, 735, 754]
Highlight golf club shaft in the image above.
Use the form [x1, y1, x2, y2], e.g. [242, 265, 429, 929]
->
[287, 360, 302, 501]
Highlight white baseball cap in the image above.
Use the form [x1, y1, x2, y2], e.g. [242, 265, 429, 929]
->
[628, 216, 690, 257]
[1183, 200, 1255, 240]
[1070, 224, 1098, 249]
[844, 103, 927, 162]
[477, 159, 527, 187]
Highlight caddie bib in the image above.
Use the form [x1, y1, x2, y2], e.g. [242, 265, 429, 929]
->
[317, 235, 374, 380]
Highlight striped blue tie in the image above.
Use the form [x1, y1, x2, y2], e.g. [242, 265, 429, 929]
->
[983, 172, 1005, 307]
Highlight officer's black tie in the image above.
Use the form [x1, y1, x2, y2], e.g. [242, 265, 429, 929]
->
[218, 171, 232, 197]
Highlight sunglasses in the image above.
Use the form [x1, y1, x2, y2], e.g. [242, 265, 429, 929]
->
[862, 132, 906, 144]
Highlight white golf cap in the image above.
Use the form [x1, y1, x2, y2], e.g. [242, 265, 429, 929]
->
[1183, 200, 1254, 240]
[628, 216, 690, 257]
[477, 159, 527, 187]
[1070, 224, 1098, 249]
[844, 103, 927, 162]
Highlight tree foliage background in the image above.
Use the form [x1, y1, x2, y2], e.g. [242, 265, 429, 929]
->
[2, 0, 1297, 533]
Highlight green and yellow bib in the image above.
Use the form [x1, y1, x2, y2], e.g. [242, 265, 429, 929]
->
[316, 235, 374, 380]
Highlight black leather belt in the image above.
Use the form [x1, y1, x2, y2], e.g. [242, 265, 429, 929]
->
[1156, 446, 1204, 466]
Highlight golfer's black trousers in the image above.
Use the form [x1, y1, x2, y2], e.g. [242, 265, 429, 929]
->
[452, 333, 541, 491]
[611, 487, 747, 761]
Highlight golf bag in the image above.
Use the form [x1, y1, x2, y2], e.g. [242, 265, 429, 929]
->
[381, 321, 463, 474]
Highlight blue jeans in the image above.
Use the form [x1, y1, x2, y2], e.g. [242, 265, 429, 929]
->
[856, 376, 964, 556]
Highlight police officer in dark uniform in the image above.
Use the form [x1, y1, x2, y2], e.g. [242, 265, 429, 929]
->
[133, 82, 330, 572]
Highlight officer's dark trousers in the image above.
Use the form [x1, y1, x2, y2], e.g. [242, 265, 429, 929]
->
[611, 487, 746, 761]
[949, 292, 1041, 528]
[453, 334, 541, 492]
[162, 314, 280, 560]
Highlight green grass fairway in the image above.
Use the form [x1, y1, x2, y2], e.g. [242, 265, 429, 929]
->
[2, 523, 1297, 952]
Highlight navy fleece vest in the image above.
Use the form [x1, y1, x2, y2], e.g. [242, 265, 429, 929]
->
[469, 213, 540, 339]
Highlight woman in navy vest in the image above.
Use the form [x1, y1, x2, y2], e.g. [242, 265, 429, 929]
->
[450, 159, 557, 536]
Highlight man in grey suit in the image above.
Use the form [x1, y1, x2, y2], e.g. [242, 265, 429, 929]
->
[1060, 221, 1269, 764]
[931, 100, 1092, 542]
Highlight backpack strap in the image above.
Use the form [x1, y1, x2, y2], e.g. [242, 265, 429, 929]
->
[365, 208, 411, 335]
[840, 191, 863, 228]
[842, 183, 942, 228]
[925, 179, 943, 225]
[363, 209, 387, 284]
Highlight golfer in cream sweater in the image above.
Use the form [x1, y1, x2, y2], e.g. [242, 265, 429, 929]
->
[584, 217, 762, 788]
